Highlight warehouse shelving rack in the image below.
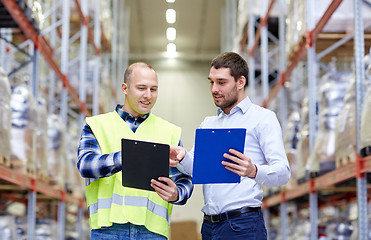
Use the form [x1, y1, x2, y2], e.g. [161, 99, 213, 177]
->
[0, 0, 129, 239]
[0, 0, 86, 239]
[238, 0, 370, 239]
[1, 0, 90, 116]
[236, 0, 289, 130]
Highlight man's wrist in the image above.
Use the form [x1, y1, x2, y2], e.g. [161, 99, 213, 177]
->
[250, 164, 257, 178]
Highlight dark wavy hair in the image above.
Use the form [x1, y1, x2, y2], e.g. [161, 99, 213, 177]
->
[211, 52, 249, 84]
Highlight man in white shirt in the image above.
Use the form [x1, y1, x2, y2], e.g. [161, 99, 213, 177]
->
[170, 52, 291, 240]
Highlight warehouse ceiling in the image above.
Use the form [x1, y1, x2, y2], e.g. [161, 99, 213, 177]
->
[125, 0, 226, 61]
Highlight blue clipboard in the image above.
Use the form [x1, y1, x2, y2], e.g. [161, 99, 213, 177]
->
[192, 128, 246, 184]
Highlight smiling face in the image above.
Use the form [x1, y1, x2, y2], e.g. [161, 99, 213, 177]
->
[121, 65, 158, 118]
[208, 66, 246, 114]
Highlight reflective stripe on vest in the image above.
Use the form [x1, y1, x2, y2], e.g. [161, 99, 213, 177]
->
[89, 194, 171, 224]
[89, 193, 122, 215]
[125, 196, 171, 225]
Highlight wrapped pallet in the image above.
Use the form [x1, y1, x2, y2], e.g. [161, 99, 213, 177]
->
[286, 0, 306, 59]
[47, 114, 65, 188]
[64, 131, 76, 194]
[334, 75, 357, 167]
[308, 66, 350, 175]
[66, 128, 85, 198]
[35, 218, 58, 239]
[360, 56, 371, 158]
[0, 67, 11, 165]
[283, 111, 301, 188]
[296, 97, 310, 182]
[35, 98, 48, 181]
[0, 215, 17, 239]
[10, 85, 37, 175]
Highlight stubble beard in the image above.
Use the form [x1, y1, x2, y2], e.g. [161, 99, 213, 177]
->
[213, 86, 239, 110]
[214, 94, 238, 110]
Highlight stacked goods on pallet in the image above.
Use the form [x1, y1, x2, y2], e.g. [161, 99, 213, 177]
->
[294, 211, 311, 240]
[13, 216, 58, 240]
[308, 63, 351, 176]
[334, 75, 357, 167]
[64, 131, 77, 194]
[66, 127, 85, 198]
[285, 0, 306, 58]
[0, 68, 11, 165]
[15, 0, 44, 33]
[296, 96, 310, 183]
[47, 114, 66, 189]
[35, 98, 49, 182]
[0, 215, 17, 238]
[316, 204, 356, 239]
[335, 56, 371, 167]
[283, 111, 300, 188]
[10, 84, 37, 175]
[360, 55, 371, 158]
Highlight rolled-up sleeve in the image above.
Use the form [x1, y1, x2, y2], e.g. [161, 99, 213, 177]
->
[169, 166, 193, 205]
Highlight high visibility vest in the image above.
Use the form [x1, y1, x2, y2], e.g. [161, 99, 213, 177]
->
[85, 111, 181, 238]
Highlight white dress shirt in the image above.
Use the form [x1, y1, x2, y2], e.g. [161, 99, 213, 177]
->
[180, 96, 291, 215]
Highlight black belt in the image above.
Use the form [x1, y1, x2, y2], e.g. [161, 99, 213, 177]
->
[204, 206, 260, 223]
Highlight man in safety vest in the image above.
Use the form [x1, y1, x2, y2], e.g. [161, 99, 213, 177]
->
[77, 62, 193, 239]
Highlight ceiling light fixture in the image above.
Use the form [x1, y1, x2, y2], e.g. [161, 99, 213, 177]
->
[166, 43, 176, 57]
[166, 27, 176, 41]
[166, 0, 175, 3]
[166, 9, 176, 24]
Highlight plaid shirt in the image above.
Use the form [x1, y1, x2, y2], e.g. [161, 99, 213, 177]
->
[77, 105, 193, 205]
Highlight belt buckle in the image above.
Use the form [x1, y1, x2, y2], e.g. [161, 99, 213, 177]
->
[210, 215, 219, 223]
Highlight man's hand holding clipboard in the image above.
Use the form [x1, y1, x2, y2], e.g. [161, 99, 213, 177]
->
[222, 148, 257, 179]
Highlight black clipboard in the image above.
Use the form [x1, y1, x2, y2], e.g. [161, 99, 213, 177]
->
[192, 128, 246, 184]
[121, 138, 169, 191]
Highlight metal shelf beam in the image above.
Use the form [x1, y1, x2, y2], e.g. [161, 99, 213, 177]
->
[0, 164, 83, 205]
[263, 156, 371, 208]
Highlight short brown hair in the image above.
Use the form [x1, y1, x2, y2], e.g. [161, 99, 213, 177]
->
[211, 52, 249, 83]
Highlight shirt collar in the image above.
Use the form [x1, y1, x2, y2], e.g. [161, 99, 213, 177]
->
[115, 104, 150, 122]
[217, 96, 252, 117]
